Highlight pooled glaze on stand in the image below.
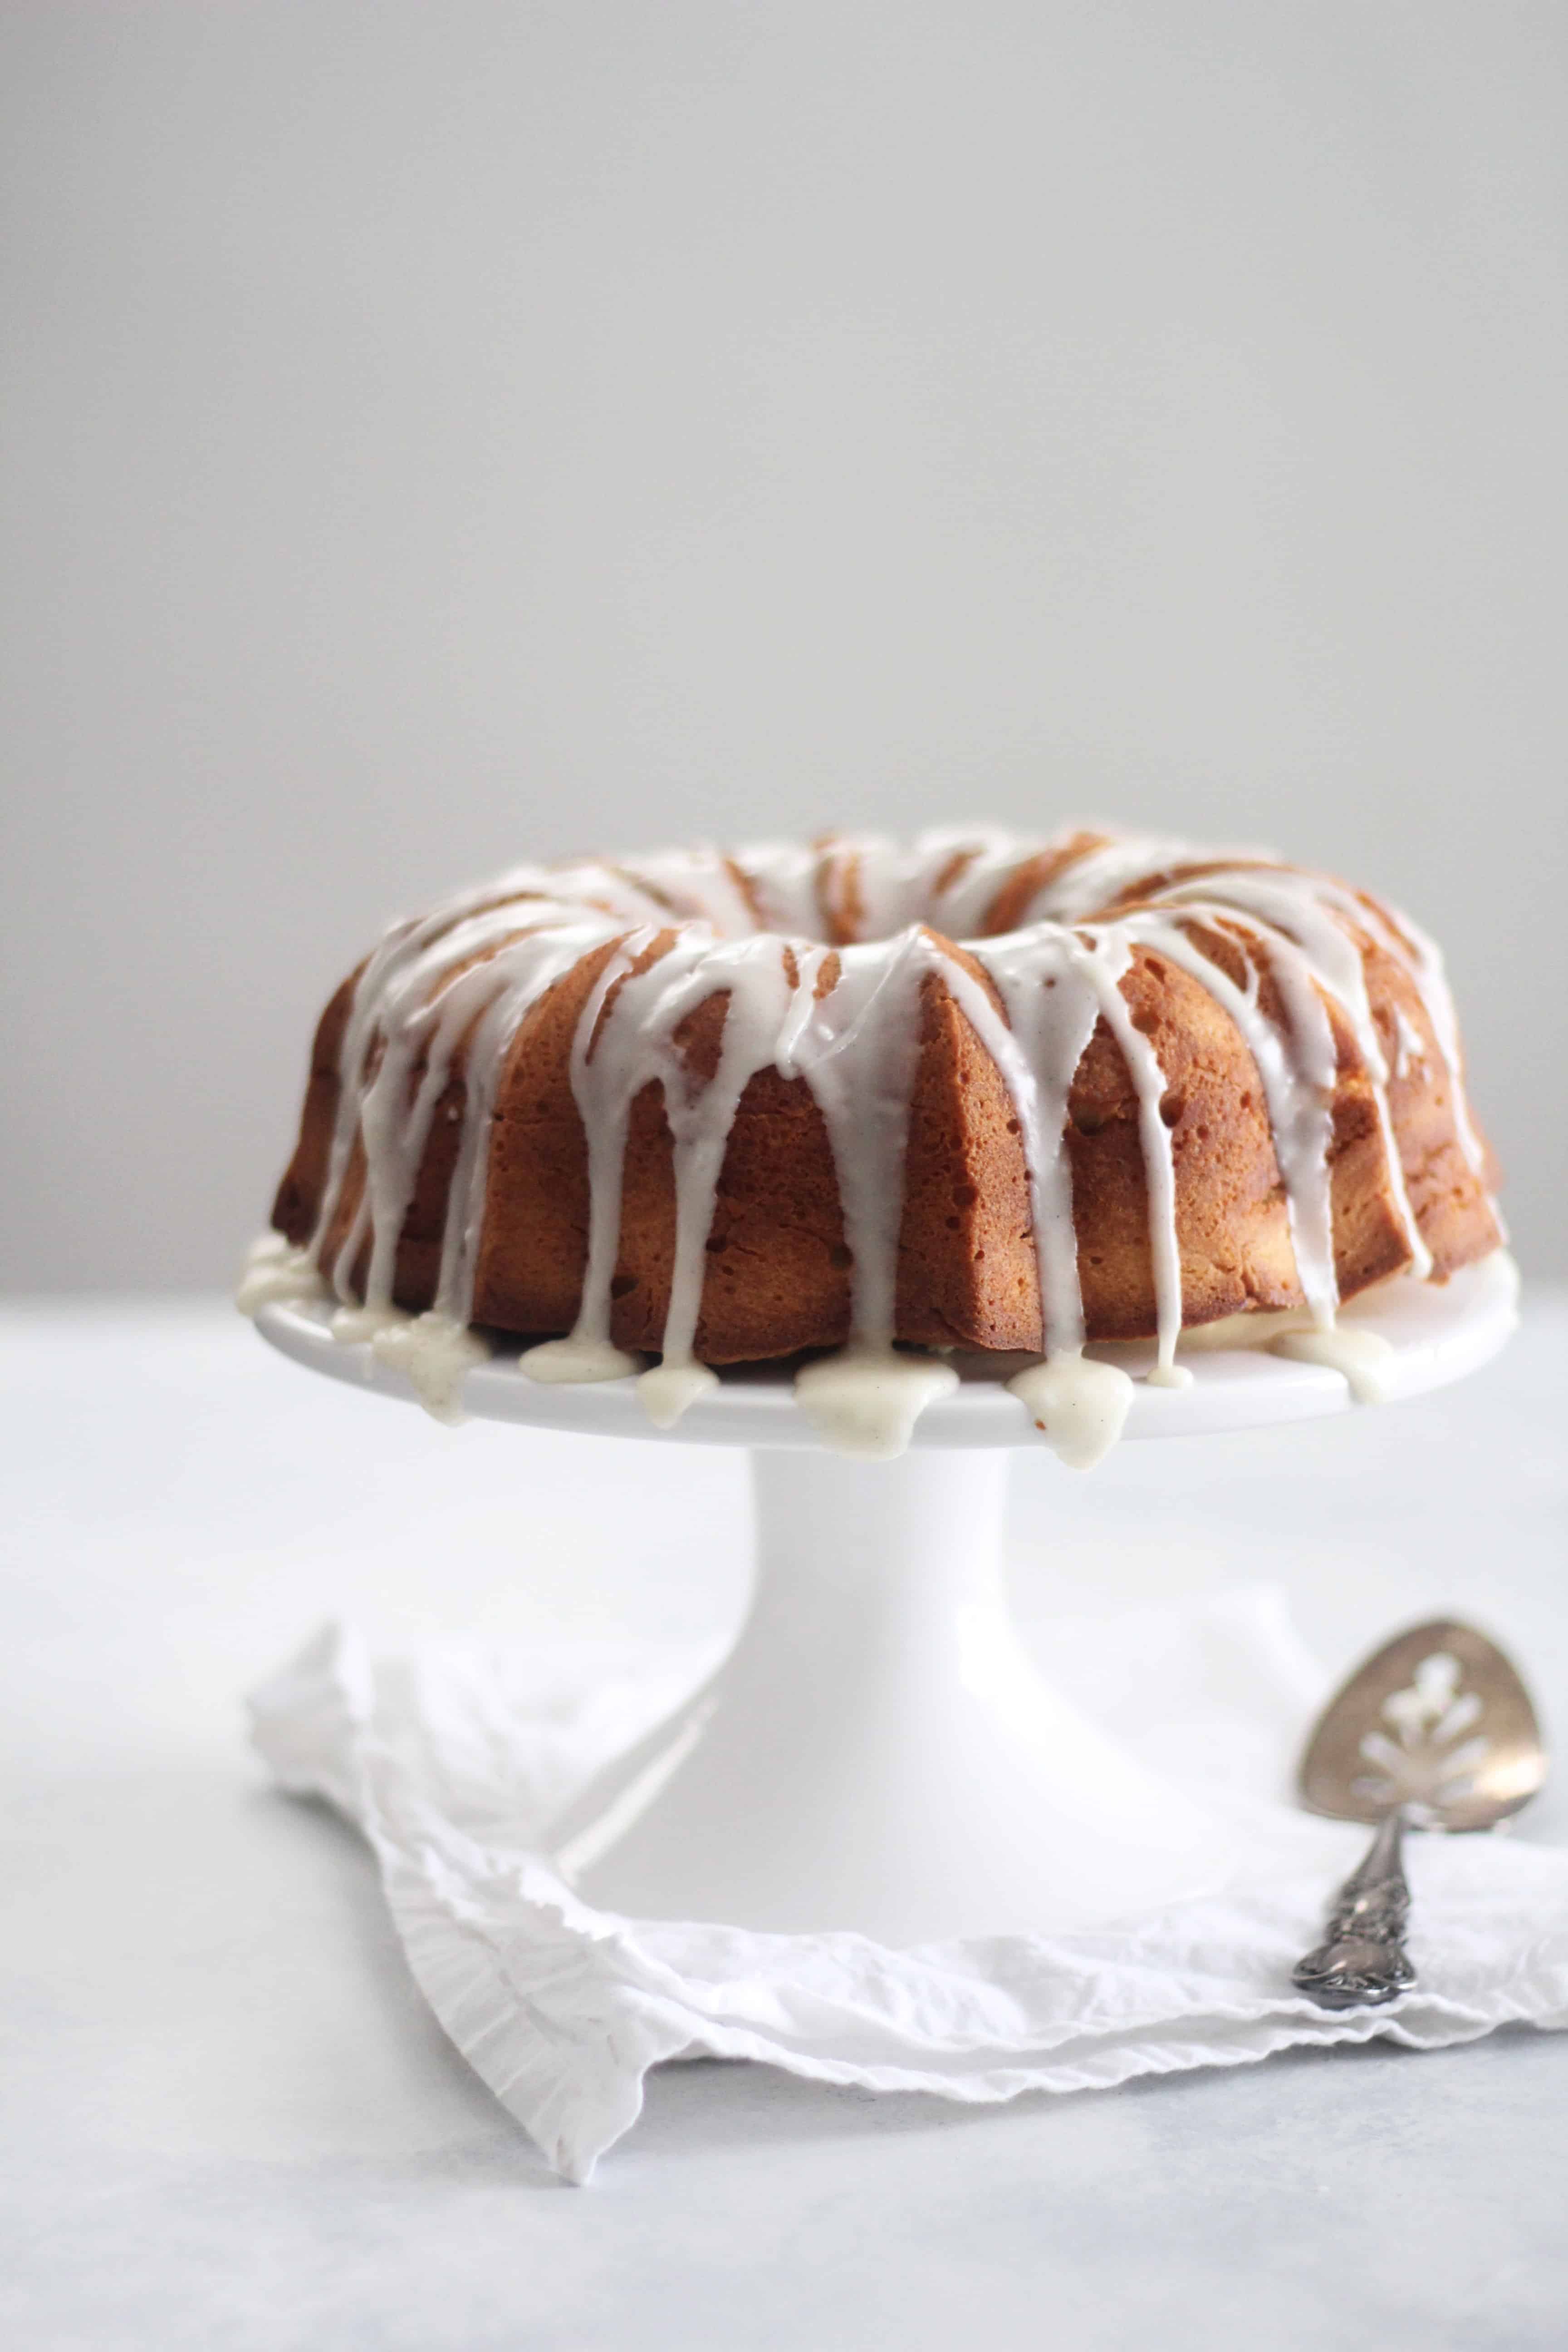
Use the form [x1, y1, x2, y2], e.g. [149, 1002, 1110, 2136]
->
[243, 828, 1499, 1465]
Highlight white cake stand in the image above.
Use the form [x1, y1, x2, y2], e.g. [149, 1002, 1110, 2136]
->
[254, 1252, 1517, 1946]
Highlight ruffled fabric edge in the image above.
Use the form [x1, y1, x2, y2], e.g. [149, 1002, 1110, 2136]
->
[248, 1621, 1568, 2185]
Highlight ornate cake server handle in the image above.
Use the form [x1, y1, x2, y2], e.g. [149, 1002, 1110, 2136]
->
[1291, 1809, 1415, 2010]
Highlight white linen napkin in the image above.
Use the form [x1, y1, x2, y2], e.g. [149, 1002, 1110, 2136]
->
[248, 1588, 1568, 2184]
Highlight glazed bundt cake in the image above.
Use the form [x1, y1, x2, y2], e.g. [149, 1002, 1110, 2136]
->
[245, 828, 1502, 1459]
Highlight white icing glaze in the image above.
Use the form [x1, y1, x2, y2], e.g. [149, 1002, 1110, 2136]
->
[237, 1237, 483, 1426]
[1006, 1355, 1135, 1470]
[1148, 867, 1433, 1279]
[925, 825, 1043, 936]
[936, 936, 1102, 1357]
[235, 1234, 323, 1316]
[636, 1361, 720, 1429]
[725, 839, 825, 936]
[1391, 1004, 1426, 1082]
[1119, 905, 1340, 1328]
[1314, 881, 1491, 1190]
[265, 827, 1497, 1464]
[793, 1348, 960, 1460]
[328, 1302, 404, 1344]
[1175, 1304, 1315, 1351]
[1015, 832, 1198, 922]
[368, 1309, 490, 1425]
[1269, 1324, 1397, 1405]
[1068, 931, 1187, 1379]
[776, 931, 929, 1352]
[521, 1334, 641, 1383]
[245, 1230, 293, 1268]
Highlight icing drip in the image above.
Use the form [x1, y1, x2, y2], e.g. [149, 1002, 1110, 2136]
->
[818, 836, 933, 943]
[1006, 1356, 1135, 1470]
[329, 1303, 404, 1343]
[1391, 1005, 1426, 1082]
[1122, 906, 1340, 1328]
[794, 1348, 960, 1460]
[925, 826, 1044, 936]
[310, 882, 627, 1313]
[368, 1311, 490, 1425]
[1176, 1305, 1314, 1351]
[235, 1232, 323, 1315]
[631, 936, 810, 1425]
[1018, 834, 1263, 923]
[270, 825, 1496, 1467]
[726, 840, 827, 936]
[1151, 868, 1432, 1279]
[557, 928, 707, 1366]
[615, 846, 758, 938]
[936, 937, 1102, 1357]
[1269, 1324, 1397, 1404]
[637, 1362, 721, 1428]
[521, 1334, 641, 1384]
[777, 931, 929, 1352]
[1318, 883, 1492, 1189]
[556, 930, 829, 1430]
[939, 923, 1202, 1414]
[1072, 930, 1187, 1382]
[776, 930, 961, 1454]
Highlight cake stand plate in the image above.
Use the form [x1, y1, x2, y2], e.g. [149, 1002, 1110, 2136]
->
[253, 1254, 1517, 1946]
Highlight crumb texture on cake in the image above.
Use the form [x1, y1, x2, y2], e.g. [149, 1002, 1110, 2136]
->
[270, 828, 1502, 1387]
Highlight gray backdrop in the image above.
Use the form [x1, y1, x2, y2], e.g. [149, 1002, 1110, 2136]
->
[3, 2, 1563, 1290]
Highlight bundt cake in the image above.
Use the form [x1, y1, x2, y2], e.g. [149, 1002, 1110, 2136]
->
[244, 828, 1502, 1460]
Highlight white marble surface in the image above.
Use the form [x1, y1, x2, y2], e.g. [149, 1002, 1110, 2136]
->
[2, 1294, 1566, 2349]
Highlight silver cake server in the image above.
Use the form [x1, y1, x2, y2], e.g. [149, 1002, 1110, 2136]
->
[1291, 1618, 1547, 2010]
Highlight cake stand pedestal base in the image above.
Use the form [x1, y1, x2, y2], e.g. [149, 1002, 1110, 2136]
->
[559, 1449, 1231, 1945]
[253, 1253, 1518, 1946]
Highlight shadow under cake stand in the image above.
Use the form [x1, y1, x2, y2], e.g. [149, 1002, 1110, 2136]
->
[255, 1252, 1517, 1948]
